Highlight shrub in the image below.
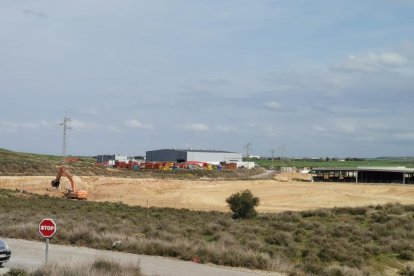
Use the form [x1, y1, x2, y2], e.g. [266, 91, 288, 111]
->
[225, 189, 259, 219]
[333, 206, 368, 216]
[400, 264, 414, 275]
[265, 231, 292, 246]
[398, 250, 413, 261]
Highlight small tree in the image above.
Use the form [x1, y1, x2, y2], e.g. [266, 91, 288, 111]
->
[226, 189, 260, 219]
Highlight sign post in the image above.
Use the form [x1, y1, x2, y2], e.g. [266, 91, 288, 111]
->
[39, 218, 57, 264]
[45, 237, 49, 263]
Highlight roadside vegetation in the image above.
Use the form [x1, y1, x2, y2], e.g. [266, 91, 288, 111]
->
[0, 148, 263, 179]
[4, 258, 143, 276]
[1, 189, 414, 275]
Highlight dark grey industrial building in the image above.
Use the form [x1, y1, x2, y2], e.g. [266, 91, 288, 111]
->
[146, 149, 242, 164]
[312, 167, 414, 184]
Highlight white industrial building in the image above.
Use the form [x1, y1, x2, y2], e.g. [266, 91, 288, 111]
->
[96, 154, 141, 165]
[146, 149, 243, 164]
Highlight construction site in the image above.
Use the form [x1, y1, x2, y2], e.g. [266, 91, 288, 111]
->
[1, 171, 414, 213]
[1, 116, 414, 212]
[2, 129, 414, 275]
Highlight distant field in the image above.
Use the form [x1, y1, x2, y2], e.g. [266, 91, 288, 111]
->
[254, 158, 414, 169]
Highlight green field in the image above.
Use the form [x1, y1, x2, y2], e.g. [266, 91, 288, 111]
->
[253, 158, 414, 169]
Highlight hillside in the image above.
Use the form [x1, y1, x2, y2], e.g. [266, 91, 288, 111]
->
[0, 148, 263, 179]
[0, 148, 107, 176]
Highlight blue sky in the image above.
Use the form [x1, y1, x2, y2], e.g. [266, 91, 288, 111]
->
[1, 0, 414, 157]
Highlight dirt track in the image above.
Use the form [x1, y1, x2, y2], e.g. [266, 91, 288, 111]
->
[1, 173, 414, 212]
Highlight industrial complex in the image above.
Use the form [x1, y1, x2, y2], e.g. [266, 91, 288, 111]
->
[96, 148, 253, 170]
[312, 167, 414, 184]
[146, 148, 242, 164]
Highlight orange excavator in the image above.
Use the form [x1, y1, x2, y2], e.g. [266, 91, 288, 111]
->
[51, 165, 88, 200]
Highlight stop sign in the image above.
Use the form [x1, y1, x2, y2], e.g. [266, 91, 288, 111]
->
[39, 218, 57, 238]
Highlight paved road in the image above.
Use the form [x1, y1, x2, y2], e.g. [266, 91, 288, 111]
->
[0, 238, 280, 276]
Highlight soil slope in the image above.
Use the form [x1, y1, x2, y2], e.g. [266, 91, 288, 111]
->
[1, 173, 414, 212]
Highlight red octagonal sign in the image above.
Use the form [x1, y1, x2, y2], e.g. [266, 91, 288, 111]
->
[39, 218, 57, 238]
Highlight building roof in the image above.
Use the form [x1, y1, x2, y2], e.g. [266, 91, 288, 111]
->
[150, 148, 237, 154]
[312, 167, 414, 173]
[312, 167, 356, 171]
[357, 167, 414, 173]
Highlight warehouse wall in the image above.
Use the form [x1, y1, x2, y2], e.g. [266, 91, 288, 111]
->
[146, 149, 187, 162]
[187, 152, 242, 163]
[146, 149, 242, 163]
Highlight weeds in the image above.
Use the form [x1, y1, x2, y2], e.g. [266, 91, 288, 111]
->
[7, 258, 143, 276]
[1, 189, 414, 275]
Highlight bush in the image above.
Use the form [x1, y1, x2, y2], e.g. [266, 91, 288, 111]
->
[400, 264, 414, 275]
[226, 189, 259, 219]
[398, 250, 413, 261]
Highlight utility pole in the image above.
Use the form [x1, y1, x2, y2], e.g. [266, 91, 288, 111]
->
[244, 143, 252, 160]
[271, 149, 275, 167]
[60, 117, 71, 158]
[280, 145, 286, 169]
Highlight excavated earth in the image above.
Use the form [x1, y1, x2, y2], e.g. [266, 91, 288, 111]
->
[1, 172, 414, 212]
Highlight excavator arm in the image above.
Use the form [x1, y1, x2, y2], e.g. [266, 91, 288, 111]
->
[51, 166, 76, 191]
[51, 166, 87, 200]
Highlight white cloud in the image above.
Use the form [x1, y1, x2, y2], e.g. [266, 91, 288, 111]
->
[313, 125, 328, 132]
[40, 120, 51, 127]
[335, 120, 358, 134]
[87, 107, 99, 115]
[264, 101, 281, 110]
[215, 125, 239, 132]
[0, 120, 49, 132]
[70, 119, 99, 130]
[183, 123, 210, 131]
[333, 51, 409, 72]
[355, 136, 376, 142]
[123, 119, 152, 129]
[394, 132, 414, 140]
[108, 126, 121, 133]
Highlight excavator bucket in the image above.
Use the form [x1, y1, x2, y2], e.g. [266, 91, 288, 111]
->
[51, 179, 60, 188]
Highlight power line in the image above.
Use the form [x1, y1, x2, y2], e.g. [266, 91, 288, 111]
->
[60, 117, 71, 158]
[244, 143, 252, 159]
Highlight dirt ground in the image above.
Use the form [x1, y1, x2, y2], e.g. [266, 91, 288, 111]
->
[1, 172, 414, 212]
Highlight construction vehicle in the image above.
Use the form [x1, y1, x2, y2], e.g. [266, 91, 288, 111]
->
[51, 165, 88, 200]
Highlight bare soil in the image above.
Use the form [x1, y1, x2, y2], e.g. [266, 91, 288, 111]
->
[1, 172, 414, 212]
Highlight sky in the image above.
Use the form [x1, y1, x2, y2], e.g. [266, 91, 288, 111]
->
[1, 0, 414, 158]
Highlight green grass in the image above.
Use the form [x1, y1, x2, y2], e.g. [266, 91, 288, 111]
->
[254, 158, 414, 169]
[1, 189, 414, 275]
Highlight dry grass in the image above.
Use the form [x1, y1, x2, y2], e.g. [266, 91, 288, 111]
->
[4, 258, 143, 276]
[1, 189, 414, 275]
